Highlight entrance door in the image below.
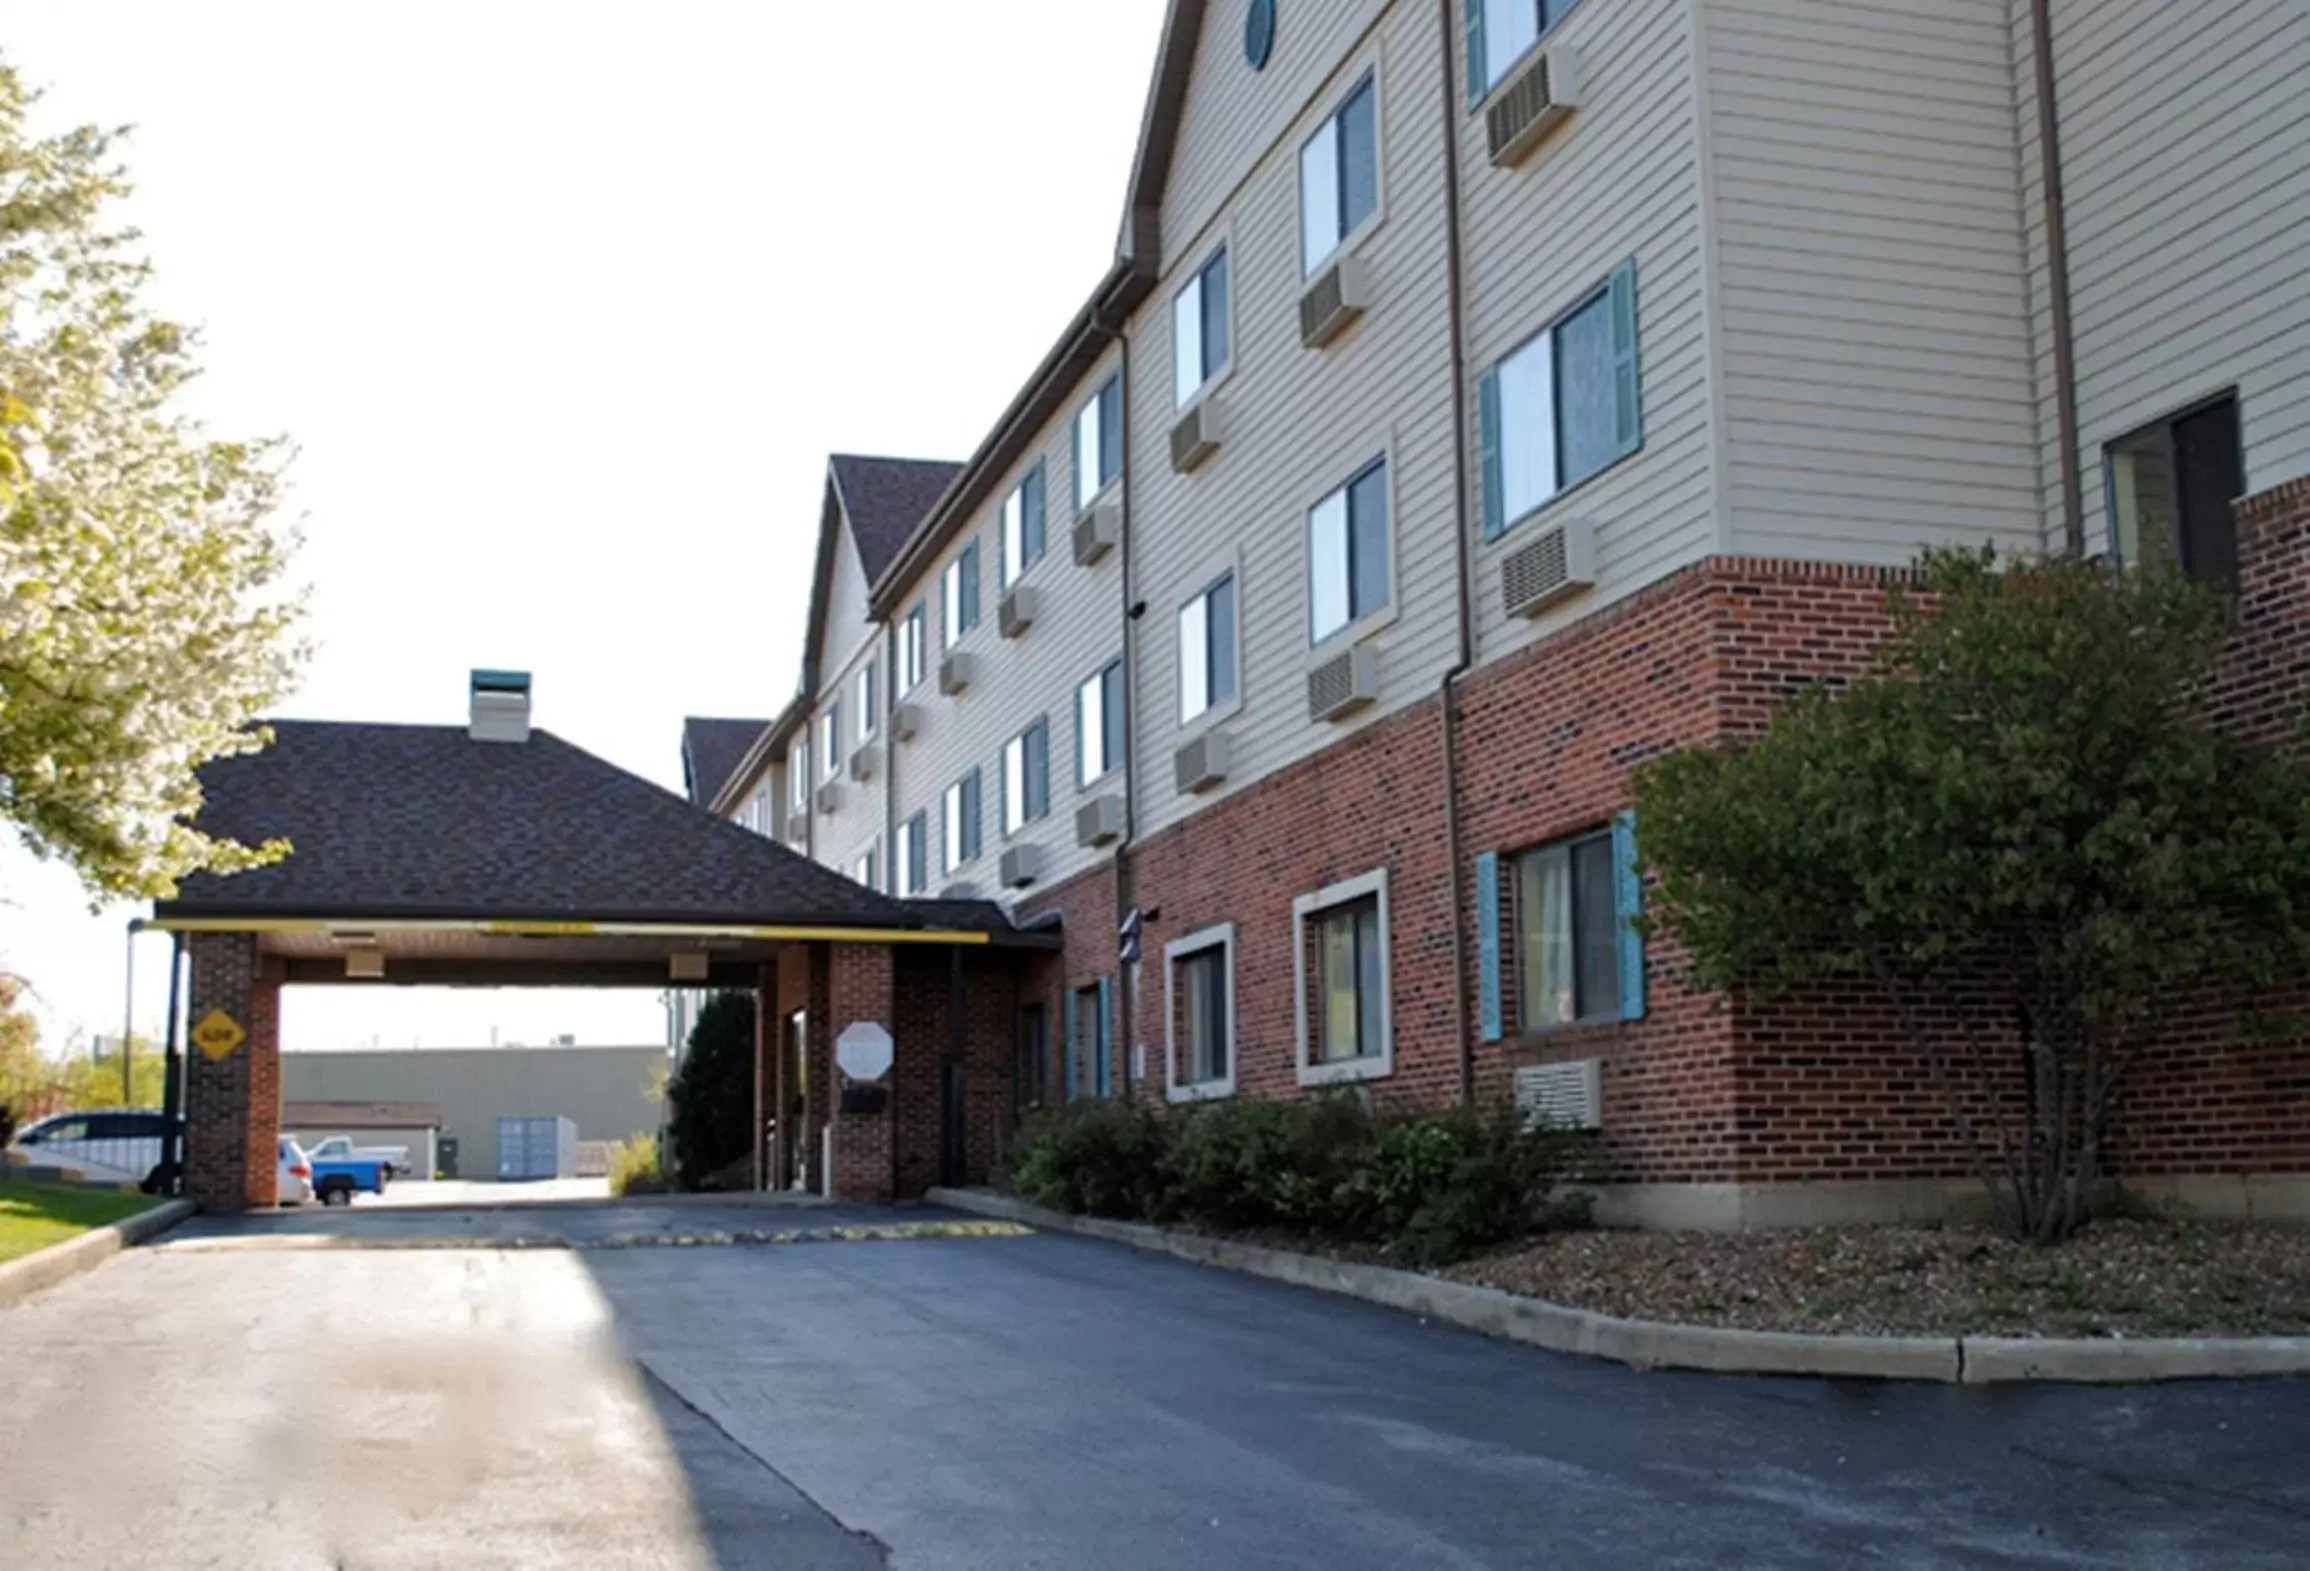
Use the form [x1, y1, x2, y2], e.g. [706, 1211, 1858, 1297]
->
[940, 1063, 967, 1188]
[782, 1010, 807, 1189]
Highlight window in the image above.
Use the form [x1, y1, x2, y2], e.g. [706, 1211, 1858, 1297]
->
[817, 704, 840, 779]
[854, 839, 879, 892]
[1077, 659, 1126, 788]
[2106, 393, 2242, 584]
[1165, 924, 1236, 1101]
[1017, 1000, 1049, 1111]
[1309, 458, 1390, 643]
[1002, 718, 1051, 836]
[998, 465, 1047, 590]
[750, 784, 774, 837]
[1177, 572, 1239, 725]
[1172, 247, 1231, 409]
[856, 662, 878, 740]
[1068, 980, 1113, 1101]
[896, 812, 927, 898]
[1073, 373, 1124, 515]
[1480, 260, 1641, 539]
[942, 539, 981, 648]
[900, 602, 926, 691]
[943, 768, 982, 873]
[1300, 74, 1378, 276]
[1515, 827, 1620, 1029]
[1472, 0, 1582, 100]
[1293, 871, 1391, 1085]
[789, 744, 809, 809]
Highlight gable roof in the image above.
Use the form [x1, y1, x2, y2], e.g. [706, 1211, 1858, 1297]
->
[160, 721, 954, 928]
[827, 455, 965, 581]
[680, 716, 769, 809]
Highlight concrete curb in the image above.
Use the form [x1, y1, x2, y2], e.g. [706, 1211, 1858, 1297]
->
[0, 1197, 196, 1312]
[928, 1189, 2310, 1385]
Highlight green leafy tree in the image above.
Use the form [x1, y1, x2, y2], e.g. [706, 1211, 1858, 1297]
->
[1, 57, 301, 900]
[666, 991, 756, 1191]
[1634, 548, 2310, 1242]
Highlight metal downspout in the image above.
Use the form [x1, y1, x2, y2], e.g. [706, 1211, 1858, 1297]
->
[1105, 318, 1139, 1101]
[2030, 0, 2086, 553]
[1438, 0, 1479, 1107]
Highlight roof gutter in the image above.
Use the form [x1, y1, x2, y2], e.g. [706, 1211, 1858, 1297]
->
[144, 915, 996, 946]
[708, 694, 811, 820]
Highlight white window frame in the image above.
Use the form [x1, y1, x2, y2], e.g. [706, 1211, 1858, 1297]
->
[1299, 66, 1385, 278]
[942, 538, 981, 650]
[1076, 659, 1125, 789]
[1164, 921, 1237, 1104]
[899, 602, 926, 693]
[856, 660, 878, 741]
[1306, 446, 1400, 652]
[789, 744, 809, 810]
[998, 464, 1047, 591]
[817, 706, 840, 781]
[1074, 371, 1124, 516]
[854, 838, 879, 891]
[1292, 869, 1393, 1087]
[895, 812, 926, 898]
[1176, 549, 1244, 734]
[1477, 0, 1584, 100]
[1002, 718, 1050, 837]
[1171, 240, 1234, 412]
[943, 773, 978, 876]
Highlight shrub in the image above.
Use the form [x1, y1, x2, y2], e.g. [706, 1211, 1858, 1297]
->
[1159, 1098, 1325, 1230]
[607, 1133, 668, 1198]
[1012, 1101, 1167, 1218]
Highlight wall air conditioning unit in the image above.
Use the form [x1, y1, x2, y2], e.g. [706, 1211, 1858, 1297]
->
[1073, 496, 1121, 565]
[939, 651, 977, 696]
[1306, 644, 1380, 723]
[848, 742, 881, 783]
[1173, 728, 1231, 794]
[1501, 516, 1597, 617]
[1298, 253, 1371, 349]
[1488, 43, 1583, 168]
[1168, 395, 1227, 474]
[1076, 793, 1126, 848]
[940, 881, 980, 900]
[788, 831, 810, 856]
[814, 779, 842, 815]
[890, 703, 922, 743]
[1516, 1059, 1603, 1132]
[999, 842, 1044, 889]
[998, 583, 1039, 640]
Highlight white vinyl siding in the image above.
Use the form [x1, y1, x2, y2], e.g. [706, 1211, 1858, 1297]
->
[2026, 0, 2310, 519]
[1705, 0, 2046, 564]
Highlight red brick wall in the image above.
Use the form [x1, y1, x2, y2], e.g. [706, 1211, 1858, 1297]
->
[1129, 699, 1459, 1112]
[183, 934, 284, 1211]
[1018, 863, 1122, 1108]
[828, 943, 895, 1201]
[2115, 476, 2310, 1177]
[893, 947, 1020, 1191]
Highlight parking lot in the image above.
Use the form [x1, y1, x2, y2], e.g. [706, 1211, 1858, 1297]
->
[3, 1196, 2307, 1569]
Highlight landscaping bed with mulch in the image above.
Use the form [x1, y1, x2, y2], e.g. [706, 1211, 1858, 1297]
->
[1447, 1219, 2310, 1339]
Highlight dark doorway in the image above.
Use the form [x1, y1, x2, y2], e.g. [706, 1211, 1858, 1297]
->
[940, 1063, 967, 1188]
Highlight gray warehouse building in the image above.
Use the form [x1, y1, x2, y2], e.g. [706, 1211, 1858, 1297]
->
[282, 1045, 666, 1180]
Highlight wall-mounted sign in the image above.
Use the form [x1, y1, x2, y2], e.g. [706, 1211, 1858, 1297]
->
[192, 1009, 246, 1062]
[1245, 0, 1277, 70]
[836, 1021, 894, 1082]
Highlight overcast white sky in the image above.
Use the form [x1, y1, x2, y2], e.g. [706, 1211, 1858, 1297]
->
[0, 1, 1167, 1054]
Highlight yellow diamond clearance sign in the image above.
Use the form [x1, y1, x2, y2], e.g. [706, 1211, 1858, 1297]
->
[192, 1009, 247, 1061]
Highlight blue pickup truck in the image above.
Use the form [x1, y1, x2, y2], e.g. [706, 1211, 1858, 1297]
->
[306, 1151, 389, 1207]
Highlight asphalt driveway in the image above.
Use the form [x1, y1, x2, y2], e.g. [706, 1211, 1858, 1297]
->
[2, 1199, 2305, 1569]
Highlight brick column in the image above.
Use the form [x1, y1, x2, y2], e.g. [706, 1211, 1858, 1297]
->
[829, 943, 895, 1201]
[183, 934, 284, 1211]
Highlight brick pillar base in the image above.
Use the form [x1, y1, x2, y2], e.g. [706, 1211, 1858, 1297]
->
[183, 934, 284, 1211]
[829, 943, 896, 1201]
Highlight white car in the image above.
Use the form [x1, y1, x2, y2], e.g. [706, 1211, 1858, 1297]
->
[6, 1109, 170, 1191]
[302, 1134, 408, 1181]
[277, 1137, 314, 1206]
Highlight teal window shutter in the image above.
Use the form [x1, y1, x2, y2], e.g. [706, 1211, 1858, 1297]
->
[1612, 810, 1646, 1021]
[1064, 994, 1079, 1102]
[1610, 258, 1643, 461]
[1476, 851, 1504, 1041]
[1096, 976, 1114, 1098]
[1465, 0, 1487, 109]
[1478, 367, 1506, 541]
[1031, 718, 1050, 818]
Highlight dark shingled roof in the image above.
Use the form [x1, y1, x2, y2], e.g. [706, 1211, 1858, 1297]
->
[828, 454, 962, 581]
[161, 721, 974, 928]
[681, 716, 769, 808]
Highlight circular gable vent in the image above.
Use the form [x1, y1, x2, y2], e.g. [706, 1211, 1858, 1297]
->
[1245, 0, 1277, 70]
